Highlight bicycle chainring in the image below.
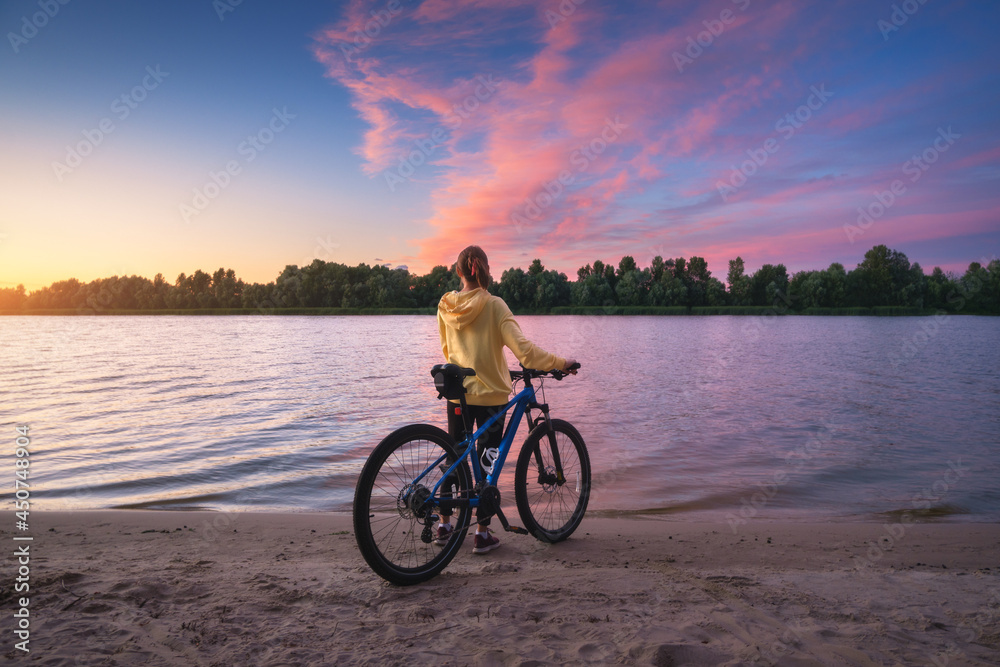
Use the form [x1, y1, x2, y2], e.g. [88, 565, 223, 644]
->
[478, 484, 501, 520]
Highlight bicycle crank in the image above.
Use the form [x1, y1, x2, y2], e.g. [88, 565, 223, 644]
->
[478, 485, 529, 535]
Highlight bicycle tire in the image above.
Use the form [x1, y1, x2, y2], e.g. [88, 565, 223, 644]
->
[514, 418, 590, 543]
[353, 423, 473, 585]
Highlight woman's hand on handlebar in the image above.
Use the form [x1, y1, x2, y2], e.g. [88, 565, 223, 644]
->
[563, 358, 579, 374]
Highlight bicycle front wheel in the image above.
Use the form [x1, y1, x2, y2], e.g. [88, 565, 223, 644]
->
[514, 418, 591, 543]
[353, 424, 473, 585]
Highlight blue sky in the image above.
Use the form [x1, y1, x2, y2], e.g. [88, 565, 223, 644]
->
[2, 0, 998, 289]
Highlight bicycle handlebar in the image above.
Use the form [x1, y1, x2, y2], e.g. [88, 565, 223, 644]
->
[510, 361, 580, 382]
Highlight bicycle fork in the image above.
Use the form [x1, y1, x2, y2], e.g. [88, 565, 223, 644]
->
[528, 402, 567, 487]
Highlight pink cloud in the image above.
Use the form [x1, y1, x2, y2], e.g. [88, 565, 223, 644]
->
[949, 145, 1000, 171]
[313, 1, 994, 277]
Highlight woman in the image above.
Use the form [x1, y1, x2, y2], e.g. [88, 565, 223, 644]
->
[435, 245, 576, 554]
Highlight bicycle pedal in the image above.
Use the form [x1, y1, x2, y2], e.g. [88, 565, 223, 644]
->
[505, 525, 529, 535]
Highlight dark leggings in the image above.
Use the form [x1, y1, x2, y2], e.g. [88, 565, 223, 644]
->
[442, 401, 506, 527]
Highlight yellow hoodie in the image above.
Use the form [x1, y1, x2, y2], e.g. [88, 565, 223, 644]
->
[438, 288, 566, 406]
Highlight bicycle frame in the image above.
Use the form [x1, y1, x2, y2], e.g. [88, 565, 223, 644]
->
[420, 380, 543, 512]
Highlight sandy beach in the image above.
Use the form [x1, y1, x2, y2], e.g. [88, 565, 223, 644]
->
[6, 511, 999, 666]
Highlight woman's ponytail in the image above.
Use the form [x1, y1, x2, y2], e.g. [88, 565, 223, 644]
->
[455, 246, 491, 289]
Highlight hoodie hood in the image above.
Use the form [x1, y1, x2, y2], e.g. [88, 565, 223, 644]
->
[438, 288, 490, 331]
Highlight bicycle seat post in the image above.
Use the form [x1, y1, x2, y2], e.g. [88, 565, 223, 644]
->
[457, 389, 472, 439]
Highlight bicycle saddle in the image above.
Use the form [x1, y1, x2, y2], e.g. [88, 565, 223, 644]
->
[430, 364, 476, 378]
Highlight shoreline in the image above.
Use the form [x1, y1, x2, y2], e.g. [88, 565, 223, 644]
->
[38, 505, 1000, 525]
[4, 307, 997, 316]
[12, 510, 1000, 665]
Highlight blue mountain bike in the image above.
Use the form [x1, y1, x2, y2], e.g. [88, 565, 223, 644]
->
[353, 362, 589, 585]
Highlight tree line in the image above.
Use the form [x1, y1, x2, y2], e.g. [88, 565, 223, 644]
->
[1, 245, 997, 314]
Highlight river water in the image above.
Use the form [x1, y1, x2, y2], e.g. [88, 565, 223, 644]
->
[2, 315, 998, 522]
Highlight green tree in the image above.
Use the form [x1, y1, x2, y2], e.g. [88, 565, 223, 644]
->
[958, 262, 991, 312]
[727, 257, 751, 306]
[648, 265, 687, 306]
[211, 267, 243, 307]
[615, 267, 649, 306]
[272, 265, 304, 308]
[411, 264, 458, 307]
[704, 277, 727, 306]
[651, 255, 665, 282]
[822, 263, 847, 308]
[850, 245, 922, 307]
[985, 260, 1000, 314]
[617, 255, 637, 277]
[673, 257, 687, 281]
[571, 270, 614, 307]
[748, 264, 789, 307]
[533, 266, 571, 309]
[571, 260, 615, 307]
[687, 256, 710, 283]
[0, 284, 27, 310]
[925, 266, 953, 310]
[789, 270, 819, 309]
[497, 267, 530, 310]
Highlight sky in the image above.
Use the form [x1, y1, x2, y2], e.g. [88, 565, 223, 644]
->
[1, 0, 998, 290]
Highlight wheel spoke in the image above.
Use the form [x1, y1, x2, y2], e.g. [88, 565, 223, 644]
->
[354, 426, 472, 584]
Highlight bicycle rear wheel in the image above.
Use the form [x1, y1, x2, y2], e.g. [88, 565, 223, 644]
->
[353, 424, 473, 585]
[514, 418, 590, 543]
